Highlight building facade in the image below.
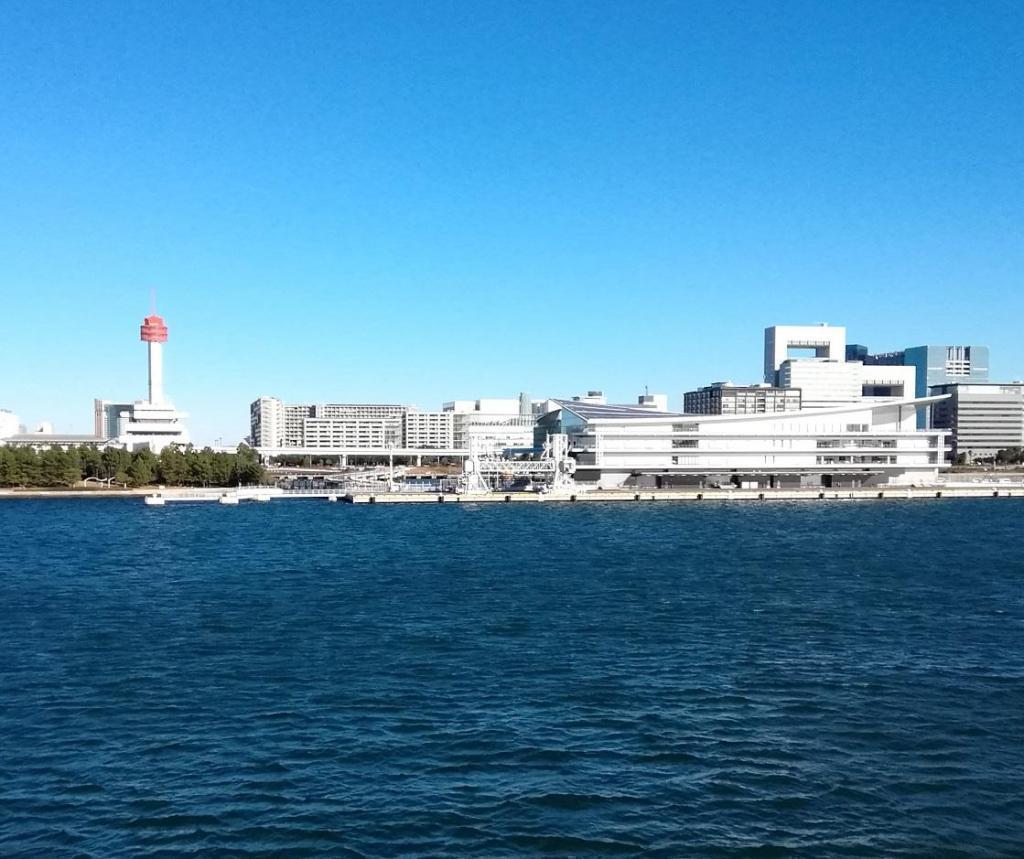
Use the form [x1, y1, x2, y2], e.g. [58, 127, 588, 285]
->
[764, 324, 846, 385]
[766, 324, 917, 411]
[542, 396, 947, 489]
[251, 397, 407, 450]
[841, 343, 990, 428]
[403, 411, 455, 449]
[249, 395, 536, 455]
[929, 383, 1024, 462]
[444, 397, 538, 455]
[684, 383, 801, 415]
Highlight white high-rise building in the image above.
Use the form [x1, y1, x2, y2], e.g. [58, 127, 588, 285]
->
[766, 324, 918, 411]
[250, 396, 286, 448]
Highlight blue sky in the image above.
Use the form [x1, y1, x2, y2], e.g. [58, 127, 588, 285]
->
[1, 1, 1021, 442]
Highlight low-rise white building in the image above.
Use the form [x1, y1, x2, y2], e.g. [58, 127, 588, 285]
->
[540, 396, 948, 489]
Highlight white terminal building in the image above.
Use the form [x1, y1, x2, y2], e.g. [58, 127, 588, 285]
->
[530, 323, 949, 488]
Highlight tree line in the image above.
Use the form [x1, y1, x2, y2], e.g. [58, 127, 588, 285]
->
[0, 444, 266, 488]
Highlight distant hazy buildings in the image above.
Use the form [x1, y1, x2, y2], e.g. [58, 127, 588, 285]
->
[250, 394, 537, 456]
[0, 410, 19, 440]
[930, 383, 1024, 462]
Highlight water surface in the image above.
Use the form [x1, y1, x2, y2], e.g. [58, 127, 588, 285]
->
[1, 498, 1022, 857]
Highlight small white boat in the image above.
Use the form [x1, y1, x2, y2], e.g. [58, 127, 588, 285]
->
[144, 494, 166, 506]
[218, 493, 240, 505]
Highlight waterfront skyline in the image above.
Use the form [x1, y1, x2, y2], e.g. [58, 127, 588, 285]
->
[2, 2, 1023, 443]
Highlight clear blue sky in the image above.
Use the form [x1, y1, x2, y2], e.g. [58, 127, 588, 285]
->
[1, 1, 1021, 443]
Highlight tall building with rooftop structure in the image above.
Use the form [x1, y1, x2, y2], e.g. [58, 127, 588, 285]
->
[764, 324, 916, 411]
[93, 310, 189, 453]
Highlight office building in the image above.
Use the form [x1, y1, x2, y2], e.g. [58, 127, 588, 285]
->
[843, 343, 990, 427]
[684, 383, 802, 415]
[766, 324, 914, 409]
[764, 324, 847, 386]
[929, 383, 1024, 462]
[765, 324, 916, 410]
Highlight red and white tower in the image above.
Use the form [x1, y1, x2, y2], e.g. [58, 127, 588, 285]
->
[140, 314, 169, 405]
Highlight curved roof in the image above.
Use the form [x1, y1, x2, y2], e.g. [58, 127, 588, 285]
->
[555, 394, 949, 425]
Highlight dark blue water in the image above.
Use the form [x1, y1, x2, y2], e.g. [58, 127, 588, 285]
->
[1, 499, 1023, 857]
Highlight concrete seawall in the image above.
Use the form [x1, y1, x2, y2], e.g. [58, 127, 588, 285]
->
[344, 486, 1023, 504]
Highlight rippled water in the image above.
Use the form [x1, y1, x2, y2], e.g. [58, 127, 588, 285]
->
[1, 498, 1023, 857]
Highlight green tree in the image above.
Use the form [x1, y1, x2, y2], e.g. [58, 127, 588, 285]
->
[233, 443, 265, 484]
[0, 446, 22, 486]
[79, 446, 103, 479]
[39, 448, 79, 486]
[187, 448, 213, 486]
[101, 447, 131, 481]
[127, 449, 158, 486]
[158, 445, 189, 485]
[14, 447, 41, 486]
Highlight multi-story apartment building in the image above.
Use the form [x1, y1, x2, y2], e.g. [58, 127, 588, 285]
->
[403, 411, 455, 449]
[250, 395, 535, 454]
[684, 382, 801, 415]
[929, 383, 1024, 462]
[250, 397, 405, 450]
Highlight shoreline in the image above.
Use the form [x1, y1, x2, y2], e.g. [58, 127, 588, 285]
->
[2, 484, 1022, 503]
